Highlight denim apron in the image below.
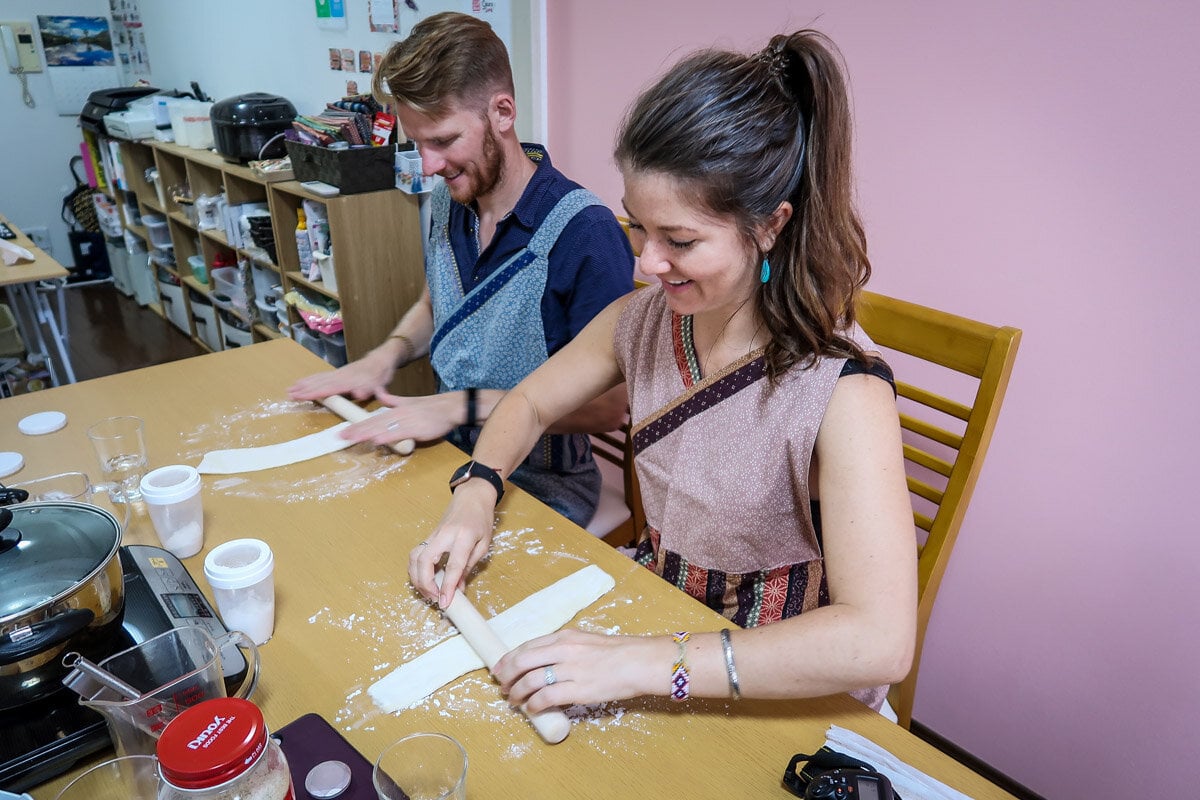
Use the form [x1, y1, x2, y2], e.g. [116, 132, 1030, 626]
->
[425, 184, 601, 525]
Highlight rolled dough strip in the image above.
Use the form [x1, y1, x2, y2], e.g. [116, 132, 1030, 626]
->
[437, 575, 572, 744]
[197, 420, 359, 474]
[368, 564, 615, 714]
[197, 397, 416, 475]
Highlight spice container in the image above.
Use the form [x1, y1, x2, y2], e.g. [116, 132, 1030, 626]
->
[157, 697, 294, 800]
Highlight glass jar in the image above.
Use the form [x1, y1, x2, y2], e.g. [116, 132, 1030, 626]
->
[156, 697, 294, 800]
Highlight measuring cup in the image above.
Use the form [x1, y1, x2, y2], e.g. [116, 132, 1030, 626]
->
[10, 471, 131, 531]
[78, 626, 259, 758]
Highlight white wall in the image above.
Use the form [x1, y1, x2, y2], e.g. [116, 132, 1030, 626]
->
[0, 0, 110, 264]
[0, 0, 537, 266]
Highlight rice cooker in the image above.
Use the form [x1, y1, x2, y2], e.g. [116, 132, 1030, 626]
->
[210, 92, 297, 163]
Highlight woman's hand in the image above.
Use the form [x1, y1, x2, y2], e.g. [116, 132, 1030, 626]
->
[288, 347, 396, 402]
[409, 480, 499, 608]
[338, 390, 460, 446]
[492, 630, 668, 713]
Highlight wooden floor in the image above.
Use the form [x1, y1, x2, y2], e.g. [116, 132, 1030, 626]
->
[64, 280, 204, 381]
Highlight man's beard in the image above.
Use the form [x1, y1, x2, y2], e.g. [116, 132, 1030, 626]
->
[450, 123, 504, 205]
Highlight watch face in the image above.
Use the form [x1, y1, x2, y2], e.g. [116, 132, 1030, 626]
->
[450, 461, 474, 487]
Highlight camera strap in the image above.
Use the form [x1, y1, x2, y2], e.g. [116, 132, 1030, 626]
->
[783, 746, 903, 799]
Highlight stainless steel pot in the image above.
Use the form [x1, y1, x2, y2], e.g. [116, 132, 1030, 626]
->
[0, 501, 125, 709]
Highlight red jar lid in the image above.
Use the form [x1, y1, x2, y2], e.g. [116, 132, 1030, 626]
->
[157, 697, 268, 789]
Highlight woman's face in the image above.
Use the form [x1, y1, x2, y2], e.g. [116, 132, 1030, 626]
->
[621, 170, 759, 320]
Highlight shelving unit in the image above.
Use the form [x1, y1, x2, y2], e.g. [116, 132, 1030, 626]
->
[103, 138, 434, 396]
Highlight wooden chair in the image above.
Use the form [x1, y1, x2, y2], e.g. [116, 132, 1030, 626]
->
[587, 421, 639, 547]
[584, 217, 646, 548]
[856, 290, 1021, 729]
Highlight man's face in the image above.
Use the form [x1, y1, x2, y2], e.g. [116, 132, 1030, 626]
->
[397, 102, 503, 206]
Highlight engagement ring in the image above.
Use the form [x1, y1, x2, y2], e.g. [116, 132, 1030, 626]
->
[544, 665, 557, 686]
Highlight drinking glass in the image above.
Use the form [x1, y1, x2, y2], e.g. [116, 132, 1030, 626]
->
[373, 732, 467, 800]
[87, 416, 148, 502]
[54, 754, 160, 800]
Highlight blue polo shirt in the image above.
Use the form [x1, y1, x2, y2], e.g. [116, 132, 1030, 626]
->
[445, 144, 634, 355]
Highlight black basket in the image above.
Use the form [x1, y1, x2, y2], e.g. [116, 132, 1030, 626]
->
[285, 141, 394, 195]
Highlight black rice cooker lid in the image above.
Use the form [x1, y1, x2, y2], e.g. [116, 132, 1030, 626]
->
[212, 92, 297, 126]
[0, 502, 122, 623]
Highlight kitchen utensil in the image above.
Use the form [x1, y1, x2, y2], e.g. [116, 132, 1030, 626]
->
[52, 754, 160, 800]
[434, 573, 571, 744]
[320, 395, 415, 455]
[76, 625, 259, 758]
[86, 417, 148, 502]
[0, 501, 125, 710]
[211, 92, 297, 163]
[203, 539, 276, 645]
[372, 733, 466, 800]
[139, 465, 204, 558]
[9, 471, 131, 531]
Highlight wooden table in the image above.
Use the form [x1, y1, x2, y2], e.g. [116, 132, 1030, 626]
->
[5, 340, 1013, 799]
[0, 215, 75, 386]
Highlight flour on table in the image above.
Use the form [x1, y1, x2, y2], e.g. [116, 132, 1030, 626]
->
[178, 400, 409, 502]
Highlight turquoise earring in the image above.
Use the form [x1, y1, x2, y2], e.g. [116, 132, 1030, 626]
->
[760, 258, 771, 283]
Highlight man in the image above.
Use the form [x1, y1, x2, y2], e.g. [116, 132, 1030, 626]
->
[289, 12, 634, 526]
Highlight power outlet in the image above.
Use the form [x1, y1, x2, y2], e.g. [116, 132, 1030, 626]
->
[25, 225, 51, 254]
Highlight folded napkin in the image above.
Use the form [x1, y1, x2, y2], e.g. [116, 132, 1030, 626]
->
[824, 725, 972, 800]
[1, 238, 35, 266]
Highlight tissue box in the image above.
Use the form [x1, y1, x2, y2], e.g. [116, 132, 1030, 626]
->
[285, 141, 394, 195]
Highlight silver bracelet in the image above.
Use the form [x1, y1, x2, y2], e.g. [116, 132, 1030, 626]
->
[720, 628, 741, 699]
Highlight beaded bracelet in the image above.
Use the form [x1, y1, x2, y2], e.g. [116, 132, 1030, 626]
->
[720, 628, 741, 699]
[669, 631, 691, 702]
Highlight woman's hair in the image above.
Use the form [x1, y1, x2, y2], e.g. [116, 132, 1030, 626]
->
[615, 31, 871, 381]
[372, 12, 514, 118]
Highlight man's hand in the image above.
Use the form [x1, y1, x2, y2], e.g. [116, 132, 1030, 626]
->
[288, 348, 396, 402]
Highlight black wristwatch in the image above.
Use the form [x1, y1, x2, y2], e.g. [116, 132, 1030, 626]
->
[449, 460, 505, 502]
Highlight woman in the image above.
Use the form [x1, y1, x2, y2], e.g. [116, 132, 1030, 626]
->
[410, 30, 916, 713]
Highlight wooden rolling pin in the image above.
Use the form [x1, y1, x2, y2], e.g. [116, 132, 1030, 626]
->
[435, 573, 572, 744]
[319, 395, 415, 455]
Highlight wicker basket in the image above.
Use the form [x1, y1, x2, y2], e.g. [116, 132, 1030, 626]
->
[285, 141, 395, 195]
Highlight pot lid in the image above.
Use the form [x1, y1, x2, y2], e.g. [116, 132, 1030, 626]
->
[0, 501, 122, 624]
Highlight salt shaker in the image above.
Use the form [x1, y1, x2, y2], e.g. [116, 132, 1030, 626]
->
[157, 697, 294, 800]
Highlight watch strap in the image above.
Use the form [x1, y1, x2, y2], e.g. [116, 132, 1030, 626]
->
[465, 387, 478, 428]
[450, 459, 504, 502]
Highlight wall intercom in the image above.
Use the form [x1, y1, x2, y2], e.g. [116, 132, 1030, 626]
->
[1, 21, 42, 73]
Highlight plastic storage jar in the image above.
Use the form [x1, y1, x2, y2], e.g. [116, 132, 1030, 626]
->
[157, 697, 293, 800]
[204, 538, 276, 645]
[140, 464, 204, 558]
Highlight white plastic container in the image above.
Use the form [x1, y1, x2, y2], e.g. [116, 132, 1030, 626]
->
[182, 101, 214, 150]
[312, 250, 337, 292]
[157, 277, 188, 334]
[140, 465, 204, 558]
[210, 266, 247, 309]
[189, 290, 221, 351]
[130, 250, 157, 306]
[253, 296, 276, 326]
[143, 214, 172, 249]
[250, 262, 277, 299]
[204, 539, 276, 645]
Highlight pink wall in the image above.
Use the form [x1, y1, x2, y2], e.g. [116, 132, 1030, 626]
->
[548, 2, 1200, 797]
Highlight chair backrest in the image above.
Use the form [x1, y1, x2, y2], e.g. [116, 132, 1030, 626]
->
[588, 420, 641, 548]
[617, 216, 641, 256]
[856, 290, 1021, 728]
